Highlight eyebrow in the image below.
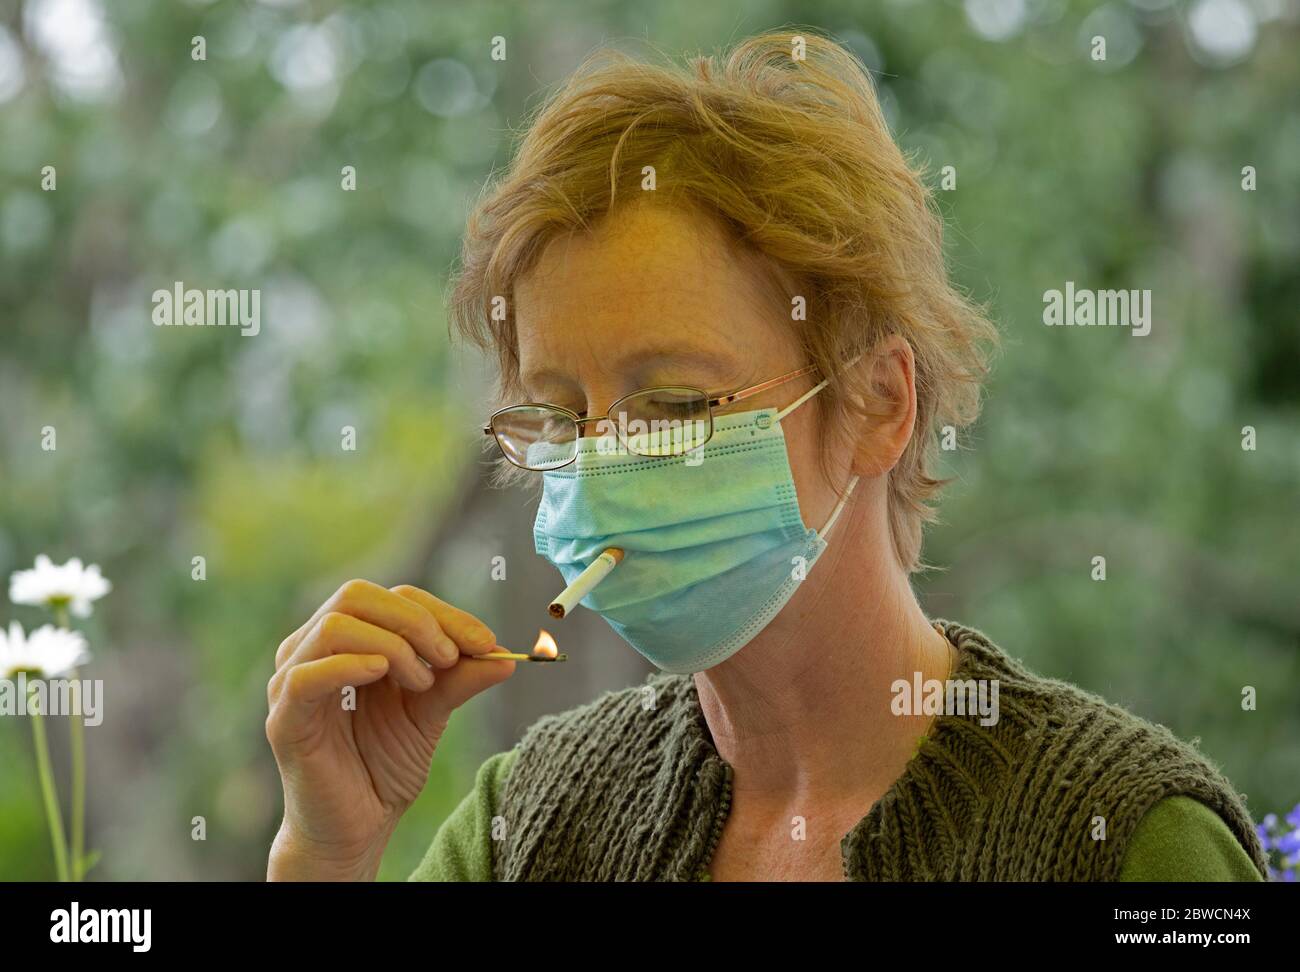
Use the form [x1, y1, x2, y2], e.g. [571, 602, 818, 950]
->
[518, 365, 581, 398]
[614, 346, 735, 384]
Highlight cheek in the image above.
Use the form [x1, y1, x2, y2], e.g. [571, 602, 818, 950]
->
[780, 407, 844, 528]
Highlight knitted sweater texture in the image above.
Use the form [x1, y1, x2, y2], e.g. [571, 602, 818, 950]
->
[491, 620, 1268, 881]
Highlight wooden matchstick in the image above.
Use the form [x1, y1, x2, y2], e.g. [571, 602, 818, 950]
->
[468, 651, 568, 662]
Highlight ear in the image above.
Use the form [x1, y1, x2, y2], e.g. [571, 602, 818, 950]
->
[850, 335, 917, 479]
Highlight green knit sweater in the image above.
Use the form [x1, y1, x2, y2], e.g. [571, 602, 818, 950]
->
[410, 621, 1267, 881]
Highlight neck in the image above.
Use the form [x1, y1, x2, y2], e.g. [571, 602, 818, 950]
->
[693, 491, 953, 808]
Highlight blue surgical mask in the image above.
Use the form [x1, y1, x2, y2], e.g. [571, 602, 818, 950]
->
[533, 380, 858, 673]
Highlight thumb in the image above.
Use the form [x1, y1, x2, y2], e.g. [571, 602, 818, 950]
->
[406, 652, 516, 730]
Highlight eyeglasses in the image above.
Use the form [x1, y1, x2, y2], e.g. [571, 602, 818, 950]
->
[484, 363, 821, 471]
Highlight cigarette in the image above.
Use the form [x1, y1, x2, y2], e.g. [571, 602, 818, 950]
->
[468, 651, 568, 663]
[548, 547, 624, 619]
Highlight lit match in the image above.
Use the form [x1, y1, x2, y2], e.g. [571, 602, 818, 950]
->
[471, 652, 567, 662]
[469, 628, 567, 662]
[548, 547, 624, 619]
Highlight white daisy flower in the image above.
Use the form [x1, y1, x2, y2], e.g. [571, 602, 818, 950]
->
[0, 621, 91, 678]
[9, 554, 112, 618]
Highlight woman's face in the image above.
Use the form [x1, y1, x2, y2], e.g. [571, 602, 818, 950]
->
[513, 202, 854, 531]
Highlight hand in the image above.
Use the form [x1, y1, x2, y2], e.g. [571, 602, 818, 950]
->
[265, 580, 513, 880]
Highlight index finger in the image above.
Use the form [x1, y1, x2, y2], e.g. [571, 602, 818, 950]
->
[390, 586, 497, 657]
[306, 578, 460, 668]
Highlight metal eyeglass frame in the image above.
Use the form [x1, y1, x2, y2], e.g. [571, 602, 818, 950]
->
[483, 363, 822, 471]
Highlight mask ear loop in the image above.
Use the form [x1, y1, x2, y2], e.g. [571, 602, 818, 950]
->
[774, 377, 830, 422]
[773, 354, 864, 539]
[774, 350, 866, 423]
[818, 474, 859, 540]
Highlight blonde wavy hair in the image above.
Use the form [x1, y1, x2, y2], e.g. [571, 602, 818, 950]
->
[450, 30, 997, 572]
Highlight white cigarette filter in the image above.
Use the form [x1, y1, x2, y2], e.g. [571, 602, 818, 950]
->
[548, 547, 625, 619]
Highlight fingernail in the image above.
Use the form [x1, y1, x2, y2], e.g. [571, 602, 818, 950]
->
[364, 657, 388, 673]
[471, 625, 495, 648]
[438, 638, 459, 664]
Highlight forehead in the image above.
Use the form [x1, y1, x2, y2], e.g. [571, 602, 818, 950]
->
[513, 202, 793, 381]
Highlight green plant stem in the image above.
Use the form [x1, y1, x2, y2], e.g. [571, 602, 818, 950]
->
[53, 604, 86, 882]
[68, 666, 85, 881]
[29, 692, 70, 882]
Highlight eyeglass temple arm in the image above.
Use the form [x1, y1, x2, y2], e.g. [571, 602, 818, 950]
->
[708, 364, 820, 408]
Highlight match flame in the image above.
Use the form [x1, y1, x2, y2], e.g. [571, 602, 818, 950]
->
[532, 628, 558, 658]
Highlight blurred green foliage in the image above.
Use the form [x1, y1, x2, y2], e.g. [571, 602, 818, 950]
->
[1, 0, 1296, 880]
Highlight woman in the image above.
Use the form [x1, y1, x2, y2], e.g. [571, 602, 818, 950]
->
[265, 33, 1266, 881]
